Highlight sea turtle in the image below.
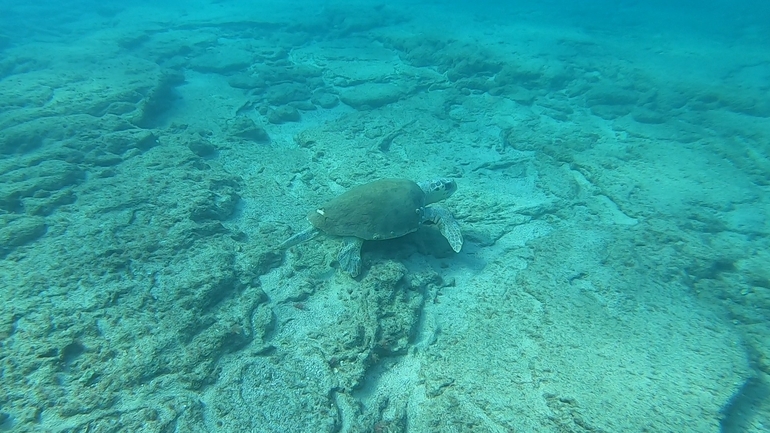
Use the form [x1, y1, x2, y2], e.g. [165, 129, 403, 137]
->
[279, 178, 463, 277]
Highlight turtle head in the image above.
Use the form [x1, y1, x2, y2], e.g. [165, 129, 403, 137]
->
[419, 178, 457, 204]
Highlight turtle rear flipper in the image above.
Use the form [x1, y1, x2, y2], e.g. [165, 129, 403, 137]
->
[337, 237, 364, 277]
[422, 207, 463, 252]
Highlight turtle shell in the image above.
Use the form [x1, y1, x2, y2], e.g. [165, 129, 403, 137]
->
[308, 178, 425, 241]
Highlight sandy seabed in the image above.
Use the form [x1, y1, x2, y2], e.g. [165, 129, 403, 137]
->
[1, 1, 769, 432]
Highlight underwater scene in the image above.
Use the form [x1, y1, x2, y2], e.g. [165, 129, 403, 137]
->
[1, 0, 769, 431]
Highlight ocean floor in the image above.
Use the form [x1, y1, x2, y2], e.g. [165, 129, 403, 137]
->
[1, 1, 769, 432]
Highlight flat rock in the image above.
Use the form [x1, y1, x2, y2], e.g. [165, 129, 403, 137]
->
[228, 116, 270, 142]
[338, 82, 408, 109]
[267, 105, 300, 124]
[188, 46, 254, 73]
[0, 216, 47, 256]
[264, 82, 312, 105]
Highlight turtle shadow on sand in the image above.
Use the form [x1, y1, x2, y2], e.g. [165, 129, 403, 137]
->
[279, 178, 464, 277]
[367, 228, 458, 258]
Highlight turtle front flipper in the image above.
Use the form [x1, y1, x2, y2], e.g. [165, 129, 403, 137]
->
[422, 206, 463, 252]
[337, 237, 364, 277]
[279, 225, 320, 249]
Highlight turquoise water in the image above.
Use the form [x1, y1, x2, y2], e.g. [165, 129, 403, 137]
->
[1, 1, 768, 431]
